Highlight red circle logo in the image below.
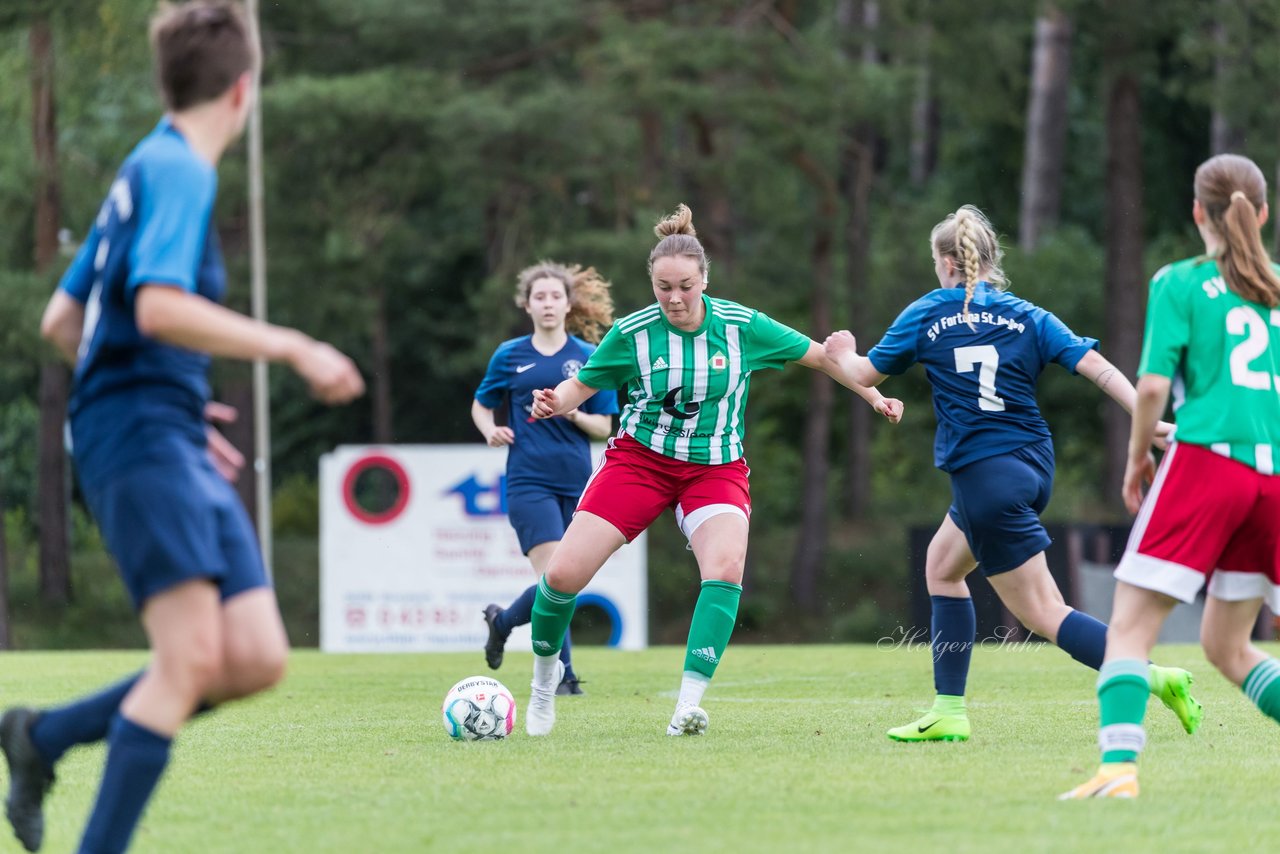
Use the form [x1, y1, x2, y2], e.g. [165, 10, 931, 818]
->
[342, 454, 411, 525]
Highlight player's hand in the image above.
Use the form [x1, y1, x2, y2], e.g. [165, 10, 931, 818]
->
[203, 402, 245, 483]
[486, 426, 515, 447]
[292, 339, 365, 404]
[875, 397, 904, 424]
[531, 388, 559, 419]
[823, 330, 858, 360]
[1151, 420, 1176, 451]
[1122, 451, 1157, 515]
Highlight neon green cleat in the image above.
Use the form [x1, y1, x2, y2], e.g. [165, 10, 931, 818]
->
[1058, 762, 1139, 800]
[1149, 665, 1204, 735]
[886, 710, 970, 742]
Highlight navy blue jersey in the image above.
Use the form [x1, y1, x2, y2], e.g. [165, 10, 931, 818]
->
[61, 119, 223, 475]
[475, 335, 619, 495]
[867, 282, 1098, 472]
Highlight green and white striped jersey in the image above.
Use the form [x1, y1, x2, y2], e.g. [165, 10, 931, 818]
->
[576, 295, 811, 464]
[1140, 256, 1280, 474]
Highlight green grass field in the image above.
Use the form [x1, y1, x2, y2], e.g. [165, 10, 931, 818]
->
[0, 643, 1274, 853]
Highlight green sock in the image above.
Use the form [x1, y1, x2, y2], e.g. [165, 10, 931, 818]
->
[931, 694, 966, 716]
[530, 577, 576, 658]
[1097, 659, 1150, 764]
[683, 580, 742, 678]
[1242, 658, 1280, 724]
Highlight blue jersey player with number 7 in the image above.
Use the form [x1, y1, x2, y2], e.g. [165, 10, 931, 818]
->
[824, 204, 1202, 744]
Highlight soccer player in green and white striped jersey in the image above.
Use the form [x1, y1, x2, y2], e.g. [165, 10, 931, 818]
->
[520, 204, 904, 737]
[1063, 154, 1280, 800]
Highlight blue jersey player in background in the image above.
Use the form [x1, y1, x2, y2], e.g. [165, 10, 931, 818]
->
[824, 205, 1202, 744]
[472, 262, 618, 695]
[1, 4, 363, 852]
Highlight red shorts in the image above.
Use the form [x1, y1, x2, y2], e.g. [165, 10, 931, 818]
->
[576, 434, 751, 542]
[1115, 442, 1280, 609]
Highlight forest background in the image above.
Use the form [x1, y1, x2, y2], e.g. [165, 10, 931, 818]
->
[1, 0, 1277, 648]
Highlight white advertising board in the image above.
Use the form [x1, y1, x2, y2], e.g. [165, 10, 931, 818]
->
[320, 445, 647, 652]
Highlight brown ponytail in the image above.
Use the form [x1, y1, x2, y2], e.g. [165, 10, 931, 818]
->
[1196, 155, 1280, 308]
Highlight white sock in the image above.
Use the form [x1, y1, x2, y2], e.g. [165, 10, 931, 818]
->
[533, 654, 560, 689]
[676, 671, 710, 709]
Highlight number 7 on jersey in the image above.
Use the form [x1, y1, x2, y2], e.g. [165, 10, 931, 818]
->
[954, 345, 1007, 412]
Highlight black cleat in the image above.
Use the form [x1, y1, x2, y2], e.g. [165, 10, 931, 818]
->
[1, 708, 55, 853]
[556, 676, 586, 696]
[482, 604, 506, 670]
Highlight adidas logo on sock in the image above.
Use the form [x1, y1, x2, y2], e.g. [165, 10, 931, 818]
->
[533, 640, 553, 652]
[691, 646, 718, 664]
[651, 356, 668, 371]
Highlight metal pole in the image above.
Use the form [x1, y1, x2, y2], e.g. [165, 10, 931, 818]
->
[247, 0, 272, 579]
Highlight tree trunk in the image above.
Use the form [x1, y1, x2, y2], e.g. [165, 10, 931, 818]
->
[31, 16, 72, 606]
[1019, 4, 1072, 251]
[0, 483, 12, 649]
[908, 17, 936, 187]
[1102, 25, 1145, 512]
[838, 0, 879, 519]
[370, 284, 394, 444]
[790, 153, 837, 610]
[1210, 2, 1245, 155]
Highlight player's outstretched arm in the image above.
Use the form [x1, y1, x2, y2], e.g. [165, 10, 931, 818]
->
[1123, 374, 1171, 513]
[40, 290, 86, 365]
[808, 334, 904, 423]
[135, 285, 364, 404]
[470, 400, 515, 447]
[1075, 349, 1174, 447]
[530, 377, 596, 419]
[564, 410, 614, 440]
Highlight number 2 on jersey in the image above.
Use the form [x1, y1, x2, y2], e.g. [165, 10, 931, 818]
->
[954, 345, 1006, 412]
[1226, 306, 1280, 391]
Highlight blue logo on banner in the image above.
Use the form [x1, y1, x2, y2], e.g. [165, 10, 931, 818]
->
[445, 474, 507, 516]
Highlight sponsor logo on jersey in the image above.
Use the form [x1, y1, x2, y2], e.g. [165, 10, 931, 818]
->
[516, 363, 536, 373]
[662, 387, 701, 420]
[651, 356, 668, 371]
[562, 358, 583, 379]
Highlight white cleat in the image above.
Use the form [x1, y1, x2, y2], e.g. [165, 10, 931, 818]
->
[666, 704, 708, 736]
[526, 659, 564, 737]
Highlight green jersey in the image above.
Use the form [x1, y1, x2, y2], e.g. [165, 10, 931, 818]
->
[1139, 256, 1280, 474]
[576, 295, 811, 464]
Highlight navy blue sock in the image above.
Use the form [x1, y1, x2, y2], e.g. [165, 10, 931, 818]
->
[1055, 609, 1107, 670]
[78, 715, 171, 854]
[496, 584, 537, 637]
[931, 595, 976, 697]
[559, 627, 576, 681]
[30, 672, 142, 767]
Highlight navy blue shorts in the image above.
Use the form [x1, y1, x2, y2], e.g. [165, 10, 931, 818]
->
[506, 489, 578, 555]
[78, 436, 269, 610]
[947, 440, 1055, 576]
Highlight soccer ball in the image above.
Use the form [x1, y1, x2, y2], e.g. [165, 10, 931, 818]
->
[441, 676, 517, 741]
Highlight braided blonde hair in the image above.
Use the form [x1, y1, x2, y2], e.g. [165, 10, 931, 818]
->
[514, 261, 616, 344]
[930, 205, 1007, 326]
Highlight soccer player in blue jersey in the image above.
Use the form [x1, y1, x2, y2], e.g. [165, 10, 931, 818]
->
[473, 262, 618, 695]
[0, 4, 363, 852]
[824, 205, 1202, 743]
